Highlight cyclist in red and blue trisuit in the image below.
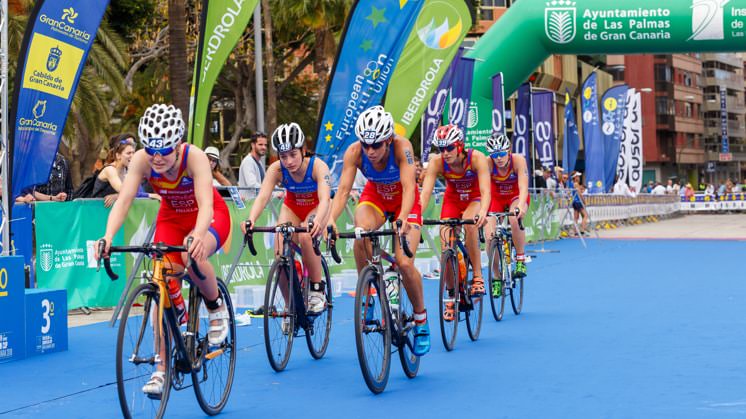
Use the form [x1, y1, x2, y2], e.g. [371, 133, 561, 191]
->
[244, 123, 332, 314]
[96, 104, 231, 396]
[328, 105, 430, 356]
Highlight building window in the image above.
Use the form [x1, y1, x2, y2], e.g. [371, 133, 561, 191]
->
[683, 72, 692, 87]
[481, 0, 507, 6]
[656, 97, 674, 115]
[654, 64, 671, 82]
[480, 7, 494, 20]
[684, 102, 693, 118]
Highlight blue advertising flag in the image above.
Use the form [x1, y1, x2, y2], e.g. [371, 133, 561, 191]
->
[601, 84, 628, 192]
[447, 56, 475, 133]
[581, 72, 604, 194]
[512, 82, 532, 185]
[563, 90, 580, 173]
[10, 1, 110, 199]
[491, 72, 506, 136]
[314, 0, 424, 184]
[531, 90, 555, 172]
[422, 47, 463, 163]
[720, 86, 729, 153]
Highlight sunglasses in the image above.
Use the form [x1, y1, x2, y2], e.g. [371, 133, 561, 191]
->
[144, 145, 175, 157]
[490, 150, 509, 159]
[437, 144, 457, 153]
[360, 141, 385, 150]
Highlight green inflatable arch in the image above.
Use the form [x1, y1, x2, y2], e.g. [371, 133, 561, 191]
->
[465, 0, 746, 140]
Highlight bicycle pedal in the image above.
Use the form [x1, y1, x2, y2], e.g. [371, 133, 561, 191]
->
[146, 393, 162, 401]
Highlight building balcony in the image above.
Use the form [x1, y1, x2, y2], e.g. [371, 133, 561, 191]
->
[701, 53, 743, 68]
[703, 96, 746, 114]
[704, 124, 746, 140]
[676, 147, 706, 164]
[702, 69, 744, 91]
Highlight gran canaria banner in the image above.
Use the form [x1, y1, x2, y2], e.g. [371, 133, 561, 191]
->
[188, 0, 258, 148]
[10, 1, 109, 199]
[385, 0, 471, 140]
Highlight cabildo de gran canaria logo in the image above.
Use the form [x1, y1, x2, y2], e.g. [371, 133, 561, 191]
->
[46, 46, 62, 72]
[39, 7, 91, 43]
[545, 0, 577, 44]
[416, 1, 463, 50]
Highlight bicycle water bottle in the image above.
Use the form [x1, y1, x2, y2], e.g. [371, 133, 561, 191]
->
[383, 268, 399, 312]
[167, 278, 188, 325]
[457, 252, 467, 283]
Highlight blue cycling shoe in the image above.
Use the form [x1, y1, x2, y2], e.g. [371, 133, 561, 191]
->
[412, 321, 431, 356]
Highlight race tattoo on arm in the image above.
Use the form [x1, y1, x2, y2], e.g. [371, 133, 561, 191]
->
[324, 174, 331, 186]
[404, 149, 414, 165]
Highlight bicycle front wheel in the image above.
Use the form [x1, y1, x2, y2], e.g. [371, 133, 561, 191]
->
[264, 259, 295, 372]
[396, 274, 420, 379]
[439, 250, 459, 351]
[510, 245, 524, 315]
[354, 266, 391, 394]
[465, 253, 483, 341]
[487, 238, 507, 322]
[116, 283, 171, 419]
[192, 279, 237, 415]
[306, 256, 333, 359]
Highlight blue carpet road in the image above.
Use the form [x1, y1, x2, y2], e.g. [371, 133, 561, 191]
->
[1, 239, 745, 418]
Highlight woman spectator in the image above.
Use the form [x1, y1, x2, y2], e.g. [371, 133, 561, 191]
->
[93, 133, 159, 207]
[204, 146, 232, 187]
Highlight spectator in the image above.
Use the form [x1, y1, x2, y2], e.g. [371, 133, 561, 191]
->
[665, 179, 674, 194]
[238, 131, 268, 199]
[92, 134, 159, 207]
[414, 156, 424, 187]
[651, 181, 666, 195]
[612, 175, 636, 197]
[204, 146, 232, 187]
[543, 167, 557, 191]
[704, 183, 715, 197]
[717, 182, 726, 196]
[672, 179, 681, 195]
[16, 152, 72, 203]
[684, 183, 695, 200]
[533, 169, 546, 189]
[571, 175, 589, 235]
[643, 180, 654, 194]
[725, 179, 734, 194]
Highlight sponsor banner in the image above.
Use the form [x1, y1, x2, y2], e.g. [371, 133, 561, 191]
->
[421, 47, 463, 162]
[581, 72, 605, 193]
[601, 84, 628, 192]
[492, 72, 507, 136]
[0, 256, 27, 363]
[720, 85, 729, 153]
[513, 83, 533, 184]
[0, 204, 35, 285]
[531, 90, 556, 172]
[315, 0, 424, 184]
[386, 0, 471, 140]
[627, 92, 643, 193]
[188, 0, 258, 148]
[11, 1, 109, 199]
[617, 88, 636, 185]
[446, 55, 475, 134]
[562, 90, 581, 173]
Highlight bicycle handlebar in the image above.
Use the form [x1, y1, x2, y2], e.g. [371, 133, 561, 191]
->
[96, 239, 205, 281]
[423, 216, 485, 243]
[487, 208, 525, 231]
[329, 219, 413, 260]
[244, 220, 320, 257]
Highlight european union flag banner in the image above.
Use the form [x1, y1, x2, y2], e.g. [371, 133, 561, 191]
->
[421, 47, 463, 163]
[531, 90, 555, 172]
[491, 72, 506, 136]
[10, 0, 109, 199]
[447, 55, 474, 133]
[601, 84, 628, 192]
[563, 90, 580, 174]
[581, 72, 604, 194]
[315, 0, 424, 183]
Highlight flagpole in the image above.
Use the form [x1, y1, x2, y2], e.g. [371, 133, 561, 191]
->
[253, 3, 265, 132]
[1, 0, 9, 255]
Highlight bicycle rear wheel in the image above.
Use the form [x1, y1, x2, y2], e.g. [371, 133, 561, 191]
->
[439, 250, 459, 351]
[116, 283, 171, 419]
[464, 251, 483, 341]
[396, 274, 420, 378]
[264, 259, 295, 372]
[306, 256, 333, 359]
[192, 279, 237, 415]
[354, 266, 391, 394]
[509, 245, 524, 315]
[487, 238, 507, 322]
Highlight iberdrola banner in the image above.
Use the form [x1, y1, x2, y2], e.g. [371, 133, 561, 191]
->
[601, 84, 628, 192]
[581, 72, 604, 193]
[188, 0, 258, 148]
[10, 0, 109, 199]
[386, 0, 471, 140]
[315, 0, 424, 184]
[491, 72, 506, 136]
[421, 47, 463, 163]
[563, 90, 581, 174]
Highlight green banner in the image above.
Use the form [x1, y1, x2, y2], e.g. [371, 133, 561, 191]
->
[386, 0, 471, 139]
[188, 0, 258, 148]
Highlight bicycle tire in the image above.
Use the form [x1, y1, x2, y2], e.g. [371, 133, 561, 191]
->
[264, 259, 295, 372]
[464, 249, 483, 341]
[509, 244, 524, 315]
[487, 238, 507, 322]
[354, 265, 391, 394]
[439, 250, 459, 351]
[116, 283, 171, 419]
[396, 272, 420, 378]
[192, 279, 237, 415]
[306, 256, 333, 359]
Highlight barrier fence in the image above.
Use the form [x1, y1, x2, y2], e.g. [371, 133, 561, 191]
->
[26, 188, 688, 309]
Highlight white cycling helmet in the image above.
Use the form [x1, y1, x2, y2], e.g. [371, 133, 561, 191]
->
[271, 123, 305, 153]
[138, 104, 185, 150]
[432, 124, 464, 148]
[355, 105, 394, 144]
[486, 132, 511, 154]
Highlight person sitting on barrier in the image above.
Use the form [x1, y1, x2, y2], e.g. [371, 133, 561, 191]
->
[420, 124, 490, 309]
[327, 105, 430, 356]
[243, 123, 332, 314]
[96, 104, 231, 396]
[484, 132, 530, 284]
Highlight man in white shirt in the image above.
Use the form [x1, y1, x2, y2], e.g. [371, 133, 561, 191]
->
[613, 176, 636, 197]
[238, 132, 268, 199]
[543, 167, 557, 191]
[651, 181, 667, 195]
